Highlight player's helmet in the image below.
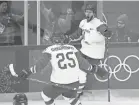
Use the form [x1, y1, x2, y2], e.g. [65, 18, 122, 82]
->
[85, 4, 97, 14]
[13, 93, 28, 105]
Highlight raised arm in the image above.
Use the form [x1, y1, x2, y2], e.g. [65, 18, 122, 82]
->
[9, 49, 51, 79]
[11, 5, 44, 37]
[40, 1, 51, 23]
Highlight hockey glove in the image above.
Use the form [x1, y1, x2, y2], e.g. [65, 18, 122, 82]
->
[18, 69, 32, 80]
[95, 66, 109, 78]
[103, 29, 112, 38]
[89, 64, 109, 78]
[97, 24, 107, 34]
[18, 65, 37, 80]
[97, 24, 112, 38]
[63, 35, 71, 44]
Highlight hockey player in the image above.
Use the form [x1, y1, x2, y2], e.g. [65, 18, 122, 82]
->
[13, 93, 28, 105]
[78, 4, 111, 76]
[9, 34, 97, 105]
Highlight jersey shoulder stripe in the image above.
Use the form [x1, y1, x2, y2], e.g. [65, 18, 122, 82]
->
[42, 45, 78, 54]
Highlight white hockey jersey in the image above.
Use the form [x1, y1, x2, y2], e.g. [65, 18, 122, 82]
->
[33, 44, 90, 84]
[79, 18, 106, 59]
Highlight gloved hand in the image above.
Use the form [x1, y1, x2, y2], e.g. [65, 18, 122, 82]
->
[18, 69, 32, 80]
[90, 64, 108, 78]
[95, 66, 109, 78]
[89, 64, 109, 78]
[97, 24, 112, 38]
[97, 24, 108, 35]
[63, 35, 71, 44]
[103, 29, 112, 38]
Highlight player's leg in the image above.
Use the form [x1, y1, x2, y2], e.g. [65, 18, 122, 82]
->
[80, 53, 98, 72]
[88, 58, 108, 77]
[63, 95, 82, 105]
[62, 82, 82, 105]
[78, 70, 87, 96]
[81, 52, 108, 77]
[41, 84, 64, 105]
[41, 91, 55, 105]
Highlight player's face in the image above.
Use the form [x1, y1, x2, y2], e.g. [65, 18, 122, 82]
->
[117, 21, 125, 28]
[85, 10, 94, 22]
[0, 2, 8, 13]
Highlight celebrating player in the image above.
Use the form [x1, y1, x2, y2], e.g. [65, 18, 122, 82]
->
[9, 34, 98, 105]
[77, 4, 111, 76]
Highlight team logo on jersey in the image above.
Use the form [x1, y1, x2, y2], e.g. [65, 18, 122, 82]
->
[90, 28, 94, 30]
[83, 29, 90, 33]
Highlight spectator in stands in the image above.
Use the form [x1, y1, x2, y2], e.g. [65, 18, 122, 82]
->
[64, 1, 85, 46]
[110, 14, 139, 42]
[40, 1, 72, 45]
[0, 1, 44, 46]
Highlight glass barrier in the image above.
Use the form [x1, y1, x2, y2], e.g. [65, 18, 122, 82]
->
[0, 1, 24, 46]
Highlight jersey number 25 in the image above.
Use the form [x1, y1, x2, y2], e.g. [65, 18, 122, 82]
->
[56, 52, 76, 70]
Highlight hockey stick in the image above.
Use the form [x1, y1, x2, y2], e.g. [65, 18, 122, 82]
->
[26, 78, 79, 91]
[105, 38, 111, 102]
[102, 12, 111, 102]
[27, 78, 83, 101]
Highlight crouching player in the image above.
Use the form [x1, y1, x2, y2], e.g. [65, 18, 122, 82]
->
[9, 35, 104, 105]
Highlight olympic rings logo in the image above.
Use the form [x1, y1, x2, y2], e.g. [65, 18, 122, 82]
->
[94, 55, 139, 82]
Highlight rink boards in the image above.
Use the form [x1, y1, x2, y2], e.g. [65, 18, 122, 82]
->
[1, 43, 139, 93]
